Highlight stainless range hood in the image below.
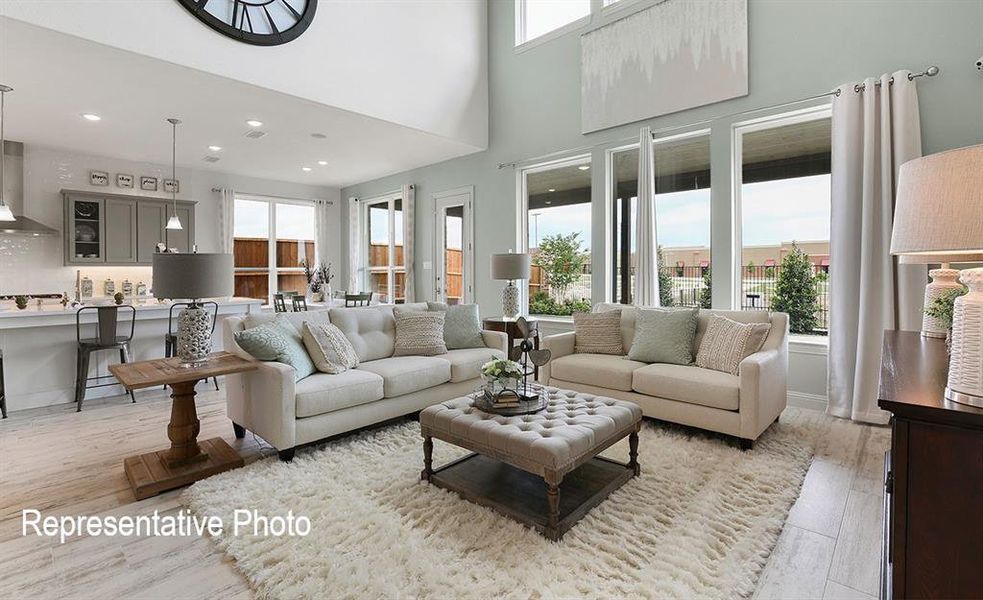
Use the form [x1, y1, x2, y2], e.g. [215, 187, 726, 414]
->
[1, 140, 58, 236]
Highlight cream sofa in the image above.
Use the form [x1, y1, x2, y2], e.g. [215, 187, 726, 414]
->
[540, 306, 788, 449]
[223, 303, 508, 460]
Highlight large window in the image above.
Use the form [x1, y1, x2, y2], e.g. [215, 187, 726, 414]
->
[233, 196, 316, 304]
[611, 132, 711, 307]
[364, 194, 405, 304]
[736, 108, 832, 335]
[515, 0, 590, 46]
[522, 156, 592, 317]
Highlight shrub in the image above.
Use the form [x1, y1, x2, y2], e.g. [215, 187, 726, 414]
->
[529, 291, 591, 317]
[770, 243, 819, 334]
[699, 267, 712, 309]
[657, 245, 674, 307]
[532, 233, 587, 297]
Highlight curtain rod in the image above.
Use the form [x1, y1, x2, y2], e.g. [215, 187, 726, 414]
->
[210, 187, 333, 205]
[498, 65, 940, 170]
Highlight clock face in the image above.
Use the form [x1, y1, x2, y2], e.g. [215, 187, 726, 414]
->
[176, 0, 317, 46]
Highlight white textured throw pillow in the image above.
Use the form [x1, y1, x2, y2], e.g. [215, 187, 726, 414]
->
[573, 310, 623, 355]
[302, 321, 360, 374]
[695, 315, 772, 375]
[393, 311, 448, 356]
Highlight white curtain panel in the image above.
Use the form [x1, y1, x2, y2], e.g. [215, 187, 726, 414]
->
[347, 197, 361, 292]
[633, 126, 661, 307]
[827, 71, 925, 424]
[314, 199, 332, 265]
[401, 183, 416, 303]
[218, 188, 235, 253]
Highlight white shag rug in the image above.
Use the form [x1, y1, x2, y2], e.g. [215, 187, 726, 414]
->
[185, 416, 816, 599]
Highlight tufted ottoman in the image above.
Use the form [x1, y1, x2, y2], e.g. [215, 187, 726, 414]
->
[419, 387, 642, 540]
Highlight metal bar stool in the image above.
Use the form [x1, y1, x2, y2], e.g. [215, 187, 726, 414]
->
[165, 301, 220, 391]
[0, 349, 7, 419]
[76, 305, 137, 412]
[291, 296, 308, 312]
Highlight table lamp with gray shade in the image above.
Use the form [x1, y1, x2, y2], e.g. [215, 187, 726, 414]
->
[890, 144, 983, 407]
[491, 252, 530, 318]
[152, 253, 233, 366]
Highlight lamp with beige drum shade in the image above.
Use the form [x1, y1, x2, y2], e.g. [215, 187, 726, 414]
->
[491, 252, 531, 319]
[890, 144, 983, 407]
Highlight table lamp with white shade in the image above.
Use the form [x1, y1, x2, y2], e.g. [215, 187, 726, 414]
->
[152, 253, 233, 366]
[890, 144, 983, 408]
[491, 251, 531, 319]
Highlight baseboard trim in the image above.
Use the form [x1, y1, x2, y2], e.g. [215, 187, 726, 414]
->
[787, 391, 827, 412]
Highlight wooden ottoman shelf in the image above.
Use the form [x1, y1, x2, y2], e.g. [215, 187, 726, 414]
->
[420, 388, 642, 541]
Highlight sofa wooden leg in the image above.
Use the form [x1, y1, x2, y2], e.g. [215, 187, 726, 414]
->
[278, 448, 295, 462]
[232, 422, 246, 439]
[739, 438, 754, 451]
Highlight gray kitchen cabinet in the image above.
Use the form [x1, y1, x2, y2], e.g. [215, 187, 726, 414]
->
[62, 190, 196, 266]
[137, 202, 166, 264]
[105, 198, 138, 263]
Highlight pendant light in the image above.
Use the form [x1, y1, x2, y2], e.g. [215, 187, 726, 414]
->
[0, 85, 15, 222]
[165, 117, 183, 230]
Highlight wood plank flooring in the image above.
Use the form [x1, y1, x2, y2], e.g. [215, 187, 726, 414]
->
[0, 389, 887, 599]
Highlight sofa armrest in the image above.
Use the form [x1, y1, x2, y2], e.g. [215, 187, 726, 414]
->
[738, 346, 788, 440]
[540, 331, 576, 384]
[482, 329, 509, 355]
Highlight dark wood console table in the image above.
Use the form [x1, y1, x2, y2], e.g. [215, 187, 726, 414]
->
[877, 331, 983, 599]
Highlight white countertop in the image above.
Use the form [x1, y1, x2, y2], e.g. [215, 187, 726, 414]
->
[0, 297, 262, 329]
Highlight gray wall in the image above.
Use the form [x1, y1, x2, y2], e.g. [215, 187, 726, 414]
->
[341, 0, 983, 402]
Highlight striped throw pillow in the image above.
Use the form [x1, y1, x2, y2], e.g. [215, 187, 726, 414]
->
[695, 315, 772, 375]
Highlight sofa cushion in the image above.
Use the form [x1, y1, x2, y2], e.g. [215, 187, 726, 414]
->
[392, 310, 447, 356]
[233, 315, 316, 382]
[438, 347, 506, 382]
[628, 307, 699, 365]
[632, 363, 740, 411]
[574, 310, 623, 355]
[302, 321, 360, 374]
[294, 370, 384, 418]
[329, 306, 396, 362]
[357, 356, 451, 398]
[550, 353, 648, 392]
[694, 309, 771, 355]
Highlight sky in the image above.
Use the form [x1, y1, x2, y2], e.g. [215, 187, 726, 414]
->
[528, 174, 831, 251]
[234, 199, 316, 240]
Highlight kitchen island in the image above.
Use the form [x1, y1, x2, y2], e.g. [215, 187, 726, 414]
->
[0, 297, 262, 411]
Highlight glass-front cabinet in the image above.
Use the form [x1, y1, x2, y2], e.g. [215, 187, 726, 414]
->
[62, 190, 195, 266]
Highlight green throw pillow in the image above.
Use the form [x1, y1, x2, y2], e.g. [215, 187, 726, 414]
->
[427, 302, 484, 349]
[627, 307, 699, 365]
[234, 314, 316, 381]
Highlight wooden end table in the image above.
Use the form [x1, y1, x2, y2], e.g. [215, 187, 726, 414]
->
[109, 351, 257, 500]
[482, 317, 541, 377]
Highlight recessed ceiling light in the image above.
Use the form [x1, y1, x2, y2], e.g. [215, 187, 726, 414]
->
[545, 201, 552, 205]
[548, 188, 556, 192]
[208, 145, 222, 152]
[317, 160, 328, 166]
[578, 165, 590, 171]
[81, 113, 101, 121]
[246, 119, 263, 127]
[301, 167, 312, 172]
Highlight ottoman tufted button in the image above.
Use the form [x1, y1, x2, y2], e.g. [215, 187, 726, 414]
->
[604, 400, 615, 406]
[541, 431, 551, 437]
[565, 391, 577, 398]
[566, 419, 578, 426]
[587, 410, 596, 415]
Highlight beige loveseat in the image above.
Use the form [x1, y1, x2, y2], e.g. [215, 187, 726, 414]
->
[540, 305, 788, 449]
[223, 303, 507, 460]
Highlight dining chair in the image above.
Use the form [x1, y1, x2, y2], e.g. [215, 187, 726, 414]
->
[345, 293, 372, 307]
[291, 296, 308, 312]
[273, 293, 288, 313]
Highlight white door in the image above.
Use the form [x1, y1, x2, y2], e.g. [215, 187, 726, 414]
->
[433, 187, 474, 304]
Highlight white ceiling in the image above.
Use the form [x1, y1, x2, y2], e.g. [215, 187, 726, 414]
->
[0, 17, 484, 188]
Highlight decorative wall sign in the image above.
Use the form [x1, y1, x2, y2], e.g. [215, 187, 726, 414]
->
[117, 173, 134, 188]
[581, 0, 748, 133]
[89, 170, 109, 186]
[140, 176, 158, 191]
[163, 179, 180, 194]
[175, 0, 318, 47]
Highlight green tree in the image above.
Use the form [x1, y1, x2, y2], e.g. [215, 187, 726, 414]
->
[533, 233, 587, 296]
[699, 266, 712, 309]
[771, 243, 819, 334]
[657, 245, 674, 307]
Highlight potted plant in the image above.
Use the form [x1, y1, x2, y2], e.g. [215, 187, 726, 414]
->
[14, 295, 28, 310]
[481, 357, 524, 398]
[301, 259, 322, 301]
[925, 285, 968, 352]
[316, 262, 334, 300]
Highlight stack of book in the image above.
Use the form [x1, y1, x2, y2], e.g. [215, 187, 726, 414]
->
[484, 389, 521, 407]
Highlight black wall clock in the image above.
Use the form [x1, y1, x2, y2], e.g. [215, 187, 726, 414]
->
[176, 0, 317, 46]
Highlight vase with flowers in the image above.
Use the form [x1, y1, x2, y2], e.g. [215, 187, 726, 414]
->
[481, 357, 524, 400]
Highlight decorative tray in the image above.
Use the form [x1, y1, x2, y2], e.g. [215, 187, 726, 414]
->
[471, 386, 548, 416]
